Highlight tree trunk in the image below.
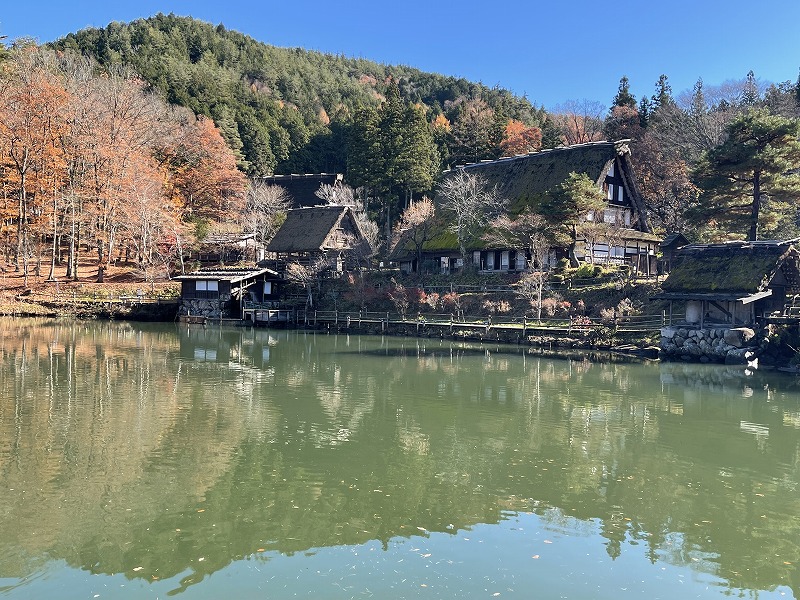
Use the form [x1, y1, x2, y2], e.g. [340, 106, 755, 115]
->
[47, 194, 58, 281]
[748, 169, 761, 241]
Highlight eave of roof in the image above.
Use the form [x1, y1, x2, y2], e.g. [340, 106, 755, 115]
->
[174, 267, 279, 283]
[652, 290, 773, 304]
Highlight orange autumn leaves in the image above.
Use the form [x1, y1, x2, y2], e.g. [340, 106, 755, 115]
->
[0, 47, 245, 273]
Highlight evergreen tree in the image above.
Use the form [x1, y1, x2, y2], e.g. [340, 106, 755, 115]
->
[238, 112, 275, 176]
[395, 103, 439, 200]
[346, 105, 383, 192]
[651, 74, 674, 111]
[638, 96, 651, 129]
[741, 70, 760, 107]
[695, 108, 800, 240]
[540, 172, 607, 265]
[689, 78, 707, 118]
[612, 76, 636, 109]
[795, 68, 800, 108]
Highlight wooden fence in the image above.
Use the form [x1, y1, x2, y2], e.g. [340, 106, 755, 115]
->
[283, 309, 665, 336]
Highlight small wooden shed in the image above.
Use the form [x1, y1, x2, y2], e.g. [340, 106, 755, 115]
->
[175, 267, 281, 320]
[655, 240, 800, 327]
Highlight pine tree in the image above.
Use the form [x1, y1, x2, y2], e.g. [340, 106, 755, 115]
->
[741, 70, 760, 107]
[651, 74, 674, 111]
[638, 97, 651, 129]
[612, 76, 637, 109]
[695, 108, 800, 240]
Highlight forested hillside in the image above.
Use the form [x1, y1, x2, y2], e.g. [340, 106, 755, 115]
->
[50, 14, 800, 245]
[52, 13, 553, 177]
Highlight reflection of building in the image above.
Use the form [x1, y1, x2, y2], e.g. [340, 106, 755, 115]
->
[175, 267, 281, 320]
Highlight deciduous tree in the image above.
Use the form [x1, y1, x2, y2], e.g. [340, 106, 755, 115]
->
[392, 196, 435, 278]
[437, 169, 506, 262]
[500, 119, 542, 156]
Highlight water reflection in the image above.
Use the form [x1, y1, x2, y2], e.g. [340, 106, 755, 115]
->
[0, 318, 799, 598]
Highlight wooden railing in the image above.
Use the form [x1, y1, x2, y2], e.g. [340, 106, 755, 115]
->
[288, 310, 665, 334]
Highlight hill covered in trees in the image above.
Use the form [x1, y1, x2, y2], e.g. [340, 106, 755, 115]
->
[52, 13, 553, 178]
[51, 14, 800, 245]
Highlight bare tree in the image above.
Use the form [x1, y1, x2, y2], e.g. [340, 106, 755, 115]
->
[550, 100, 605, 145]
[391, 196, 435, 277]
[437, 169, 506, 263]
[243, 181, 291, 256]
[285, 257, 328, 308]
[483, 209, 553, 320]
[317, 182, 380, 258]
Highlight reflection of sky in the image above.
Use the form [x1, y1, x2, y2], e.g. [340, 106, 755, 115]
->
[6, 513, 791, 600]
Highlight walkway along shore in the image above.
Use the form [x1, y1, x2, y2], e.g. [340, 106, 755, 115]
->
[238, 309, 664, 359]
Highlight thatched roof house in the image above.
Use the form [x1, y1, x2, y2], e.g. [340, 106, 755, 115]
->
[459, 139, 651, 232]
[253, 173, 342, 208]
[392, 140, 659, 275]
[656, 240, 800, 326]
[266, 205, 372, 270]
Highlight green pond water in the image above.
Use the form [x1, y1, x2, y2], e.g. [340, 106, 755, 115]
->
[0, 318, 799, 599]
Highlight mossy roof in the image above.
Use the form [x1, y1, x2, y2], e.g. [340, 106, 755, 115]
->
[454, 140, 629, 212]
[254, 173, 341, 208]
[266, 205, 365, 253]
[661, 241, 800, 294]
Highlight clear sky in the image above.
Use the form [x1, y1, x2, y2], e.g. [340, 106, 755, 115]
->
[2, 0, 799, 110]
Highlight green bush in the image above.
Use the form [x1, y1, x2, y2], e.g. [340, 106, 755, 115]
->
[574, 263, 596, 278]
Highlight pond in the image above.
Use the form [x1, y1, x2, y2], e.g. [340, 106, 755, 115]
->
[0, 318, 798, 599]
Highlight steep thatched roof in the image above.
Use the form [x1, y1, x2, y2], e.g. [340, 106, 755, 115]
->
[253, 173, 342, 208]
[452, 140, 650, 232]
[266, 205, 367, 253]
[660, 241, 800, 297]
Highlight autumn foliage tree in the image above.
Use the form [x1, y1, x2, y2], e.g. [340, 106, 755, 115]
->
[0, 45, 248, 282]
[500, 119, 542, 156]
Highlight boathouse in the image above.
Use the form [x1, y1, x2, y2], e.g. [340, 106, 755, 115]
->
[175, 267, 281, 320]
[655, 240, 800, 327]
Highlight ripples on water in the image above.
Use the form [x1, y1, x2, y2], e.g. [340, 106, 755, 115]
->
[0, 319, 799, 599]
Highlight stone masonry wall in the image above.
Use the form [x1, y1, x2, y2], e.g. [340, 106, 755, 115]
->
[660, 326, 758, 365]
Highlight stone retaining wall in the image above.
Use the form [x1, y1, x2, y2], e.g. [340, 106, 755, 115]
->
[179, 295, 232, 320]
[660, 326, 758, 365]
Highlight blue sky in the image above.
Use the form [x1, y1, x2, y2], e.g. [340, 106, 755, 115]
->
[2, 0, 799, 110]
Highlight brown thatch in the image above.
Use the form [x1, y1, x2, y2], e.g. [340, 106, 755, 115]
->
[660, 241, 800, 296]
[452, 140, 651, 232]
[254, 173, 342, 208]
[266, 205, 369, 254]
